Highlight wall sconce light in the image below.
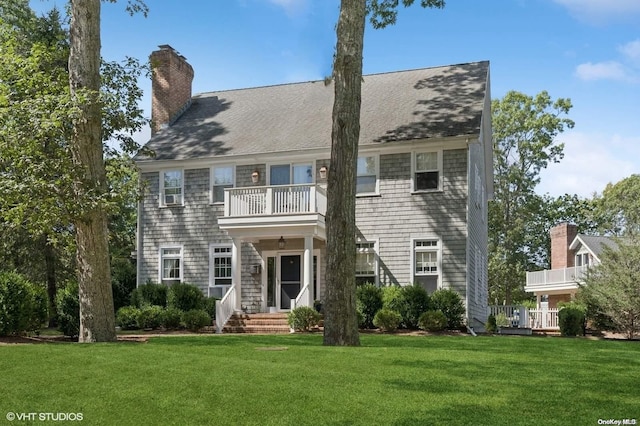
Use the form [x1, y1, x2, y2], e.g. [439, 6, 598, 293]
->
[251, 170, 260, 184]
[278, 236, 286, 250]
[319, 166, 328, 179]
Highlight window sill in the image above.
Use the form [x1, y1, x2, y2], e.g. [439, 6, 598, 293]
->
[411, 189, 443, 195]
[159, 204, 185, 209]
[356, 192, 381, 198]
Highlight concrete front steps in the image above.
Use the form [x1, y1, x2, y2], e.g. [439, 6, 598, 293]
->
[222, 313, 290, 334]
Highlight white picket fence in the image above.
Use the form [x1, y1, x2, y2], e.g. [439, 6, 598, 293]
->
[488, 305, 559, 330]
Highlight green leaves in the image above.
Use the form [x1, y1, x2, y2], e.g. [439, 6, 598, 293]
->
[366, 0, 445, 29]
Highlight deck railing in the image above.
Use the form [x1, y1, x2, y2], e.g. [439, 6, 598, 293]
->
[526, 265, 588, 287]
[215, 285, 237, 333]
[224, 184, 327, 217]
[489, 305, 560, 330]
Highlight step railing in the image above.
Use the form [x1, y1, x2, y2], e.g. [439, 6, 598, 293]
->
[291, 283, 311, 310]
[215, 285, 237, 334]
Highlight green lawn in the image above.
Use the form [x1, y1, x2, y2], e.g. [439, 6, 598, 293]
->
[1, 334, 639, 425]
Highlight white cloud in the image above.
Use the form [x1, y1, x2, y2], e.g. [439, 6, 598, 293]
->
[537, 131, 638, 197]
[574, 61, 632, 82]
[267, 0, 311, 18]
[619, 39, 640, 64]
[552, 0, 640, 24]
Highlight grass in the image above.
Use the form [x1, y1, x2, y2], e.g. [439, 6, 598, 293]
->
[1, 334, 639, 425]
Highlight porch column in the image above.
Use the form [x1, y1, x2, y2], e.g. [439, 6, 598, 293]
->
[232, 237, 242, 311]
[303, 235, 313, 306]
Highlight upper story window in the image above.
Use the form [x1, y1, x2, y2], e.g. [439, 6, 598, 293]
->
[270, 163, 313, 186]
[161, 170, 183, 206]
[160, 246, 182, 284]
[412, 238, 440, 294]
[355, 241, 377, 286]
[211, 166, 234, 203]
[575, 253, 590, 267]
[356, 155, 378, 195]
[413, 151, 442, 192]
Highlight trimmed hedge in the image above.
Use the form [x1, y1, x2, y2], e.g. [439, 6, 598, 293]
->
[168, 283, 204, 312]
[56, 281, 80, 338]
[0, 271, 48, 336]
[356, 283, 383, 329]
[418, 310, 448, 332]
[182, 309, 211, 332]
[287, 306, 321, 332]
[430, 288, 465, 330]
[130, 282, 167, 308]
[383, 285, 430, 329]
[116, 306, 140, 330]
[558, 306, 585, 337]
[373, 308, 402, 332]
[161, 307, 183, 330]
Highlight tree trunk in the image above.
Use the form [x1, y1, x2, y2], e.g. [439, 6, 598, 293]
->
[43, 235, 58, 328]
[323, 0, 365, 347]
[69, 0, 116, 342]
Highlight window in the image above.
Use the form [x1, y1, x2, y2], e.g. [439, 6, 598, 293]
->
[269, 163, 313, 185]
[356, 155, 378, 195]
[355, 241, 377, 285]
[575, 253, 590, 267]
[160, 247, 182, 283]
[161, 170, 183, 206]
[413, 151, 441, 192]
[413, 239, 440, 293]
[209, 245, 232, 299]
[212, 166, 234, 203]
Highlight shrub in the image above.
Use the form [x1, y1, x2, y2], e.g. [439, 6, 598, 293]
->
[373, 308, 402, 332]
[136, 305, 164, 330]
[558, 306, 585, 337]
[486, 314, 497, 333]
[160, 307, 183, 330]
[182, 309, 211, 332]
[202, 297, 217, 321]
[430, 288, 465, 330]
[495, 313, 509, 328]
[356, 283, 383, 329]
[418, 310, 448, 332]
[56, 280, 80, 338]
[116, 306, 140, 330]
[382, 285, 403, 312]
[0, 272, 48, 335]
[130, 282, 168, 308]
[168, 283, 204, 312]
[399, 285, 431, 329]
[111, 258, 137, 312]
[287, 306, 321, 332]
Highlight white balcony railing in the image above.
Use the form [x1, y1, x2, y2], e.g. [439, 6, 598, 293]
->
[224, 184, 327, 217]
[525, 265, 589, 288]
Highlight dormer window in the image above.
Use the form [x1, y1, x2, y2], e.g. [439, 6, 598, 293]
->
[575, 253, 590, 267]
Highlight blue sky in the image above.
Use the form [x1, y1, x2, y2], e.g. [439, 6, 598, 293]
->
[31, 0, 640, 198]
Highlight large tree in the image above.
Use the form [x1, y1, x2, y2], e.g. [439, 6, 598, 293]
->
[489, 91, 574, 305]
[580, 237, 640, 339]
[593, 174, 640, 237]
[323, 0, 444, 346]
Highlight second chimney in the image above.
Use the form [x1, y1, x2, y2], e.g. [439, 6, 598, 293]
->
[550, 223, 578, 270]
[150, 44, 194, 134]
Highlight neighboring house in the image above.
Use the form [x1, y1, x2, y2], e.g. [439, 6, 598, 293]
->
[524, 223, 617, 309]
[134, 45, 493, 331]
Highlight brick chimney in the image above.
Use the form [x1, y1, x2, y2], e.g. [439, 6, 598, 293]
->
[550, 223, 578, 269]
[150, 44, 194, 134]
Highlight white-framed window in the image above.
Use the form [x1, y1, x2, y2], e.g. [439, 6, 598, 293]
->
[161, 170, 183, 206]
[412, 151, 442, 192]
[412, 238, 440, 293]
[575, 252, 590, 267]
[209, 244, 232, 299]
[269, 163, 313, 185]
[355, 240, 378, 286]
[211, 165, 234, 204]
[356, 155, 378, 195]
[159, 246, 183, 283]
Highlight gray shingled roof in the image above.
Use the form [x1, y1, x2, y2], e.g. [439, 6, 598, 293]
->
[136, 61, 489, 162]
[574, 235, 618, 260]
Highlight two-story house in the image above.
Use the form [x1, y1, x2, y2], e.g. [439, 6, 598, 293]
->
[525, 223, 617, 309]
[134, 45, 493, 331]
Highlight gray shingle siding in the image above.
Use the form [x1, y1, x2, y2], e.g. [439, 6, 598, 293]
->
[356, 149, 468, 291]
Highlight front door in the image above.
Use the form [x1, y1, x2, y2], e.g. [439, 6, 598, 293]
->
[280, 255, 301, 310]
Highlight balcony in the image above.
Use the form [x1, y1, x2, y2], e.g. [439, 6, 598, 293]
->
[524, 265, 588, 293]
[218, 184, 327, 239]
